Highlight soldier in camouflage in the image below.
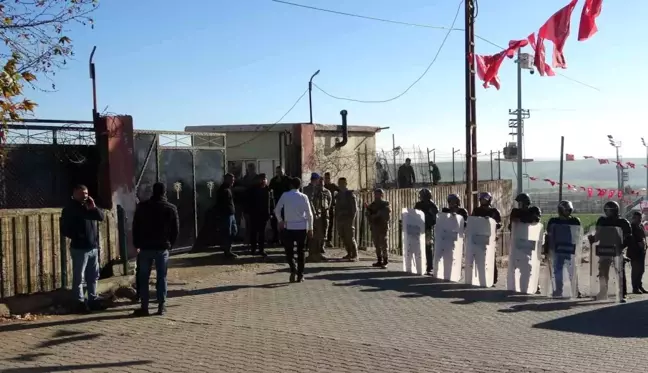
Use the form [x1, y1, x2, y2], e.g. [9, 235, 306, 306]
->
[366, 188, 391, 268]
[303, 173, 332, 262]
[335, 177, 359, 261]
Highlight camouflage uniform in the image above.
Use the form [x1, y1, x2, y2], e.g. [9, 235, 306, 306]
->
[335, 189, 359, 260]
[366, 198, 391, 263]
[303, 183, 332, 261]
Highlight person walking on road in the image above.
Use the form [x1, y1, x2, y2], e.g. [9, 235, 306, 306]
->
[61, 184, 106, 314]
[245, 174, 272, 257]
[274, 177, 314, 283]
[335, 177, 359, 261]
[132, 182, 179, 316]
[366, 188, 391, 268]
[216, 173, 238, 259]
[303, 173, 332, 262]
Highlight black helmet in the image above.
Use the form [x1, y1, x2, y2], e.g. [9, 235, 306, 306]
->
[558, 200, 574, 214]
[447, 193, 461, 205]
[603, 201, 620, 216]
[515, 193, 531, 205]
[419, 188, 432, 201]
[479, 192, 492, 201]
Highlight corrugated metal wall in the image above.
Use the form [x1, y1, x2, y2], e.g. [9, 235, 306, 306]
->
[329, 180, 514, 255]
[0, 208, 119, 299]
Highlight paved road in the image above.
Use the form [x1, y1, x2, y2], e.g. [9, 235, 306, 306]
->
[1, 248, 647, 373]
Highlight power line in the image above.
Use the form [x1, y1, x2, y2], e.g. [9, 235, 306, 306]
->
[311, 0, 463, 104]
[273, 0, 600, 93]
[228, 89, 308, 148]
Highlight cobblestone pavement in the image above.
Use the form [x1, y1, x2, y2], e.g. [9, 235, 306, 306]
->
[1, 248, 647, 373]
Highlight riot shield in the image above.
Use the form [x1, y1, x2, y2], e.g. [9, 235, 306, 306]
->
[507, 222, 544, 294]
[589, 226, 624, 302]
[433, 213, 465, 282]
[464, 216, 497, 287]
[541, 224, 583, 298]
[401, 208, 426, 275]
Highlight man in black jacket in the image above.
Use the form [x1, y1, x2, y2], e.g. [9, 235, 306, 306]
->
[61, 184, 105, 314]
[269, 166, 290, 245]
[132, 182, 179, 316]
[628, 211, 646, 294]
[217, 173, 238, 259]
[414, 188, 438, 275]
[245, 174, 271, 257]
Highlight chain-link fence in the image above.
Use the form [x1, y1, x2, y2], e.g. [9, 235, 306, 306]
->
[0, 120, 99, 209]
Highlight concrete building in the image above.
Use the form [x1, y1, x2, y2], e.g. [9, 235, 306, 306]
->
[185, 123, 382, 190]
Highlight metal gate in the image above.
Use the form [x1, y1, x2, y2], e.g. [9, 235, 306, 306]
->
[133, 130, 226, 251]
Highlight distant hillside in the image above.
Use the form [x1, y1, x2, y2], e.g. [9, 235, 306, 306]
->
[383, 158, 647, 192]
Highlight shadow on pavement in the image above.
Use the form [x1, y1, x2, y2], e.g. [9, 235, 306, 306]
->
[310, 269, 536, 304]
[168, 249, 286, 268]
[37, 332, 102, 348]
[532, 299, 648, 338]
[0, 314, 132, 333]
[4, 353, 52, 362]
[497, 299, 614, 313]
[167, 282, 289, 299]
[0, 360, 154, 373]
[258, 265, 364, 276]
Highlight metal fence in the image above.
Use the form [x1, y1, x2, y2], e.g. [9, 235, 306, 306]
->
[0, 120, 99, 209]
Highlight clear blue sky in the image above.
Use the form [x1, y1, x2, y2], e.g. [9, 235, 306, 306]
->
[27, 0, 648, 162]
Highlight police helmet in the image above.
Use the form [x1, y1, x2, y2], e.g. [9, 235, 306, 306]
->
[515, 193, 531, 205]
[478, 192, 492, 201]
[558, 200, 574, 214]
[603, 201, 620, 215]
[419, 188, 432, 201]
[447, 193, 461, 205]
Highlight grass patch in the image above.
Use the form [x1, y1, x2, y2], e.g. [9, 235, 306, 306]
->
[541, 213, 599, 232]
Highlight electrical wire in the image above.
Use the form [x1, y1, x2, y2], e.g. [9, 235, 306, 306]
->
[228, 89, 308, 148]
[273, 0, 600, 92]
[311, 0, 463, 104]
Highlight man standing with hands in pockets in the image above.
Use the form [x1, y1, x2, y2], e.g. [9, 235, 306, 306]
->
[274, 177, 314, 283]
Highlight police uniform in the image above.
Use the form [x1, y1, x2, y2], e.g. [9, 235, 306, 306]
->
[414, 199, 438, 274]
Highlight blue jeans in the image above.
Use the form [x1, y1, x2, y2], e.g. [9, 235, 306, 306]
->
[71, 248, 100, 303]
[219, 215, 237, 253]
[552, 252, 572, 293]
[138, 250, 169, 308]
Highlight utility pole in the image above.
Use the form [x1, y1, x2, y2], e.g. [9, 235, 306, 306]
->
[392, 134, 399, 188]
[490, 150, 494, 181]
[308, 70, 320, 124]
[508, 51, 533, 196]
[464, 0, 478, 211]
[608, 135, 624, 214]
[497, 150, 501, 180]
[642, 137, 647, 199]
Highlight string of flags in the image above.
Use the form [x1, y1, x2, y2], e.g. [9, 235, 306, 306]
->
[565, 154, 647, 169]
[475, 0, 603, 89]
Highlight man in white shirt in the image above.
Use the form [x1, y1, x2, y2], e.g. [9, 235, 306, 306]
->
[274, 177, 314, 283]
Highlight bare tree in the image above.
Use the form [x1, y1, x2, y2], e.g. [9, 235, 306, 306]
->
[307, 144, 358, 181]
[0, 0, 97, 128]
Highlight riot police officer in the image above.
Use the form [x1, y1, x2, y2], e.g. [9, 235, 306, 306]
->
[366, 188, 391, 268]
[471, 192, 502, 285]
[414, 188, 439, 275]
[442, 194, 468, 223]
[544, 200, 582, 297]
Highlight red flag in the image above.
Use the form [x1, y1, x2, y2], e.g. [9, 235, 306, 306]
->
[607, 190, 615, 199]
[475, 39, 528, 89]
[538, 0, 579, 69]
[598, 159, 609, 164]
[529, 176, 538, 181]
[587, 187, 593, 198]
[580, 186, 586, 191]
[597, 188, 606, 197]
[566, 184, 573, 190]
[565, 154, 575, 161]
[578, 0, 603, 42]
[527, 33, 555, 76]
[644, 164, 648, 169]
[583, 155, 594, 159]
[613, 161, 625, 169]
[617, 190, 623, 199]
[543, 178, 556, 186]
[626, 161, 636, 169]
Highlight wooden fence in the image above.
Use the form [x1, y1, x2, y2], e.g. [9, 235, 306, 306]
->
[0, 208, 119, 299]
[329, 180, 514, 255]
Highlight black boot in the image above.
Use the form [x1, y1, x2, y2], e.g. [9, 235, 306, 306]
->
[132, 307, 150, 317]
[372, 258, 383, 267]
[75, 301, 91, 314]
[157, 303, 167, 316]
[380, 256, 388, 269]
[289, 273, 296, 283]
